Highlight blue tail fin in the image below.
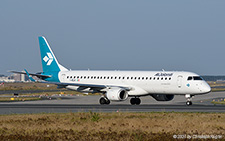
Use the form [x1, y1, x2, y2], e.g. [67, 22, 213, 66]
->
[39, 36, 68, 72]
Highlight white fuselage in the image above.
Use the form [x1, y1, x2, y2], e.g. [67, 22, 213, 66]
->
[58, 71, 211, 96]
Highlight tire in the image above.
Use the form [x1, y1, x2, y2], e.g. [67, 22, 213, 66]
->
[186, 101, 192, 106]
[135, 98, 141, 105]
[130, 98, 136, 105]
[99, 97, 106, 105]
[106, 99, 110, 105]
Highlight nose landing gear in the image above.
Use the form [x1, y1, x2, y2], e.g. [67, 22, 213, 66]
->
[186, 101, 192, 106]
[185, 94, 193, 106]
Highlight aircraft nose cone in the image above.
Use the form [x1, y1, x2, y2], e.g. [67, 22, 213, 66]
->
[204, 84, 211, 93]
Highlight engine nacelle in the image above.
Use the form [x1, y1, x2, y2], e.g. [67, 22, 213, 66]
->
[106, 88, 128, 101]
[151, 94, 174, 101]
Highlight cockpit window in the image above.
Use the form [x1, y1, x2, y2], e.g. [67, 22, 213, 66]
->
[187, 76, 203, 81]
[193, 76, 203, 80]
[187, 77, 192, 80]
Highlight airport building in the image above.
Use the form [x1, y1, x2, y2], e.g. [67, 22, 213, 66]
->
[0, 73, 29, 82]
[0, 75, 15, 82]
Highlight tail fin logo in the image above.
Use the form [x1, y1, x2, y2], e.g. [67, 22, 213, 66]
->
[43, 52, 53, 66]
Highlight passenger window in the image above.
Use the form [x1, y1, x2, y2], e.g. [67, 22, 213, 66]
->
[131, 77, 133, 79]
[119, 77, 121, 79]
[138, 77, 140, 80]
[165, 78, 167, 80]
[87, 76, 89, 79]
[104, 77, 106, 79]
[150, 77, 152, 80]
[142, 77, 144, 80]
[134, 77, 137, 80]
[100, 77, 102, 79]
[153, 77, 155, 80]
[115, 77, 117, 79]
[146, 77, 148, 80]
[161, 77, 163, 80]
[122, 77, 125, 79]
[111, 77, 113, 79]
[107, 77, 109, 79]
[84, 76, 86, 79]
[157, 77, 159, 80]
[127, 77, 129, 79]
[169, 78, 171, 80]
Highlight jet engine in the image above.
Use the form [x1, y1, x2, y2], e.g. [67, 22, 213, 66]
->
[106, 88, 128, 101]
[151, 94, 174, 101]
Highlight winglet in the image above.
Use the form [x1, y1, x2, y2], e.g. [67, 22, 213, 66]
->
[24, 69, 36, 82]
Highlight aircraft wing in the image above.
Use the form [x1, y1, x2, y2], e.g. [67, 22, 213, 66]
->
[44, 81, 132, 91]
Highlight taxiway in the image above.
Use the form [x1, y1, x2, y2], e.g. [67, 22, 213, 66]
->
[0, 92, 224, 114]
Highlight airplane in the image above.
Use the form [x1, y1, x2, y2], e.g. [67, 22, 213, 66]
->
[11, 36, 211, 106]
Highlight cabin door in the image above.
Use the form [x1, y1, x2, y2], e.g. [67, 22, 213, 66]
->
[61, 74, 66, 82]
[177, 75, 183, 88]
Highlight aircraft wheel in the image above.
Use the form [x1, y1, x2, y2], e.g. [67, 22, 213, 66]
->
[135, 98, 141, 105]
[186, 101, 192, 106]
[106, 99, 110, 105]
[100, 97, 110, 105]
[100, 97, 107, 105]
[130, 98, 136, 105]
[130, 98, 141, 105]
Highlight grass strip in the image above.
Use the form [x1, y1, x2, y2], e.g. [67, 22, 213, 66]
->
[212, 101, 225, 105]
[0, 112, 224, 140]
[0, 97, 42, 102]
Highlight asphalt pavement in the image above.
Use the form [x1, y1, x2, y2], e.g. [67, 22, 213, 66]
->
[0, 91, 224, 114]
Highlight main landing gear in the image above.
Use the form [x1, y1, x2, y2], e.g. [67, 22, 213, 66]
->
[185, 94, 193, 106]
[99, 97, 110, 105]
[130, 97, 141, 105]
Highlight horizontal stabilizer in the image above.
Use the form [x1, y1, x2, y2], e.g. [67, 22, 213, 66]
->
[24, 69, 36, 82]
[9, 70, 52, 78]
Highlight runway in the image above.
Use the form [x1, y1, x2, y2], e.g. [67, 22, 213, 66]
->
[0, 104, 224, 114]
[0, 91, 224, 114]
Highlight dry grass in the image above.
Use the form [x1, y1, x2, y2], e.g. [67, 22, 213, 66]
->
[212, 101, 225, 105]
[0, 97, 41, 102]
[0, 112, 224, 140]
[0, 82, 57, 91]
[208, 81, 225, 92]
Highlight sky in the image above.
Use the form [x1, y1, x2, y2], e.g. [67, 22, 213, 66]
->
[0, 1, 225, 75]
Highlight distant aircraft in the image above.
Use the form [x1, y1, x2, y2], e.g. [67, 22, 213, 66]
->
[11, 36, 211, 106]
